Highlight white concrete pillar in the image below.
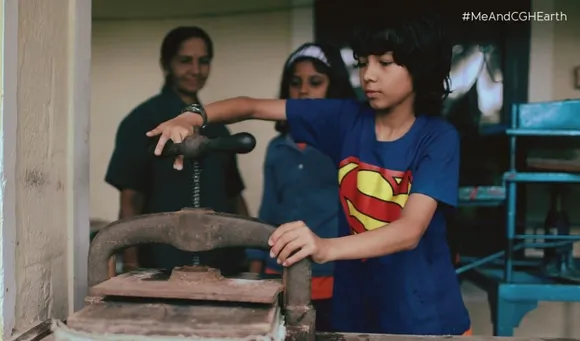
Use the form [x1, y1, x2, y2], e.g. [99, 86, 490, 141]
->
[0, 0, 19, 338]
[0, 0, 91, 336]
[67, 0, 91, 316]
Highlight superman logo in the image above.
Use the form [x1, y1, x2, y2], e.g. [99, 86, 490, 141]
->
[338, 156, 413, 235]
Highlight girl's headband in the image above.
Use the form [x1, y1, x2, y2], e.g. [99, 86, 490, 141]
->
[286, 45, 330, 69]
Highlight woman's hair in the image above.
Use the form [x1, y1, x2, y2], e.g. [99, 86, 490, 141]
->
[350, 8, 452, 117]
[275, 42, 357, 133]
[160, 26, 214, 88]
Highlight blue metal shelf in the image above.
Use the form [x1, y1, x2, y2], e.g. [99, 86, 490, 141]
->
[513, 99, 580, 131]
[506, 129, 580, 137]
[458, 186, 505, 207]
[504, 172, 580, 183]
[456, 99, 580, 336]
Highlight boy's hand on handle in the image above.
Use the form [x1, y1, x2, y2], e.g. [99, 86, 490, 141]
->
[145, 112, 199, 170]
[268, 221, 332, 267]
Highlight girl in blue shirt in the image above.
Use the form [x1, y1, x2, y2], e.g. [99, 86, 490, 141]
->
[246, 42, 357, 331]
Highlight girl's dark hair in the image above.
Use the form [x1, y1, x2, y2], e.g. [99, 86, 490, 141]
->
[275, 42, 357, 133]
[160, 26, 214, 88]
[350, 8, 452, 116]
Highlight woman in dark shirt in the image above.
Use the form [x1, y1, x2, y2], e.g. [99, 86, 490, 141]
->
[246, 43, 357, 331]
[105, 26, 249, 275]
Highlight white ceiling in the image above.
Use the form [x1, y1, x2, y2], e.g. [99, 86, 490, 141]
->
[92, 0, 312, 20]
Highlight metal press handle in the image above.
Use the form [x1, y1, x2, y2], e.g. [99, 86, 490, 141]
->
[151, 133, 257, 159]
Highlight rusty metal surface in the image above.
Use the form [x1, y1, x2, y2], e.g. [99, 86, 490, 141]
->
[283, 260, 315, 341]
[47, 323, 580, 341]
[65, 300, 282, 339]
[90, 267, 283, 304]
[86, 208, 314, 338]
[88, 208, 309, 287]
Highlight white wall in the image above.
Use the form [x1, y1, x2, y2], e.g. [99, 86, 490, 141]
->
[90, 1, 313, 221]
[529, 0, 580, 102]
[550, 0, 580, 101]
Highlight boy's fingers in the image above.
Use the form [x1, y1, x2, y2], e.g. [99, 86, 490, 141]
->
[269, 224, 289, 246]
[154, 134, 169, 155]
[269, 230, 298, 257]
[282, 248, 311, 267]
[269, 221, 304, 246]
[276, 239, 304, 264]
[146, 127, 161, 137]
[171, 130, 184, 144]
[173, 156, 184, 171]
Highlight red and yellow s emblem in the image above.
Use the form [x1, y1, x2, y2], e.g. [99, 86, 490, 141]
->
[338, 156, 413, 235]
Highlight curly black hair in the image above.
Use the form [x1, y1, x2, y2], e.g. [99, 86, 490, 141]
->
[350, 7, 452, 116]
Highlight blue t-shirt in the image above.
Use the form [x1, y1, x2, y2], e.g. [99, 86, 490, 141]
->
[286, 99, 471, 335]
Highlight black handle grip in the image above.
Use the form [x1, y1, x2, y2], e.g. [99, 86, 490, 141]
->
[151, 133, 256, 159]
[149, 135, 208, 158]
[158, 141, 187, 157]
[205, 132, 256, 155]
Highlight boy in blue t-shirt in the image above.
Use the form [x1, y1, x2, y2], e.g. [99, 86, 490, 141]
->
[146, 10, 471, 336]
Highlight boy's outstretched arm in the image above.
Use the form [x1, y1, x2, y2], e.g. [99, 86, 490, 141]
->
[148, 98, 285, 138]
[146, 97, 286, 167]
[204, 97, 288, 124]
[147, 97, 353, 170]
